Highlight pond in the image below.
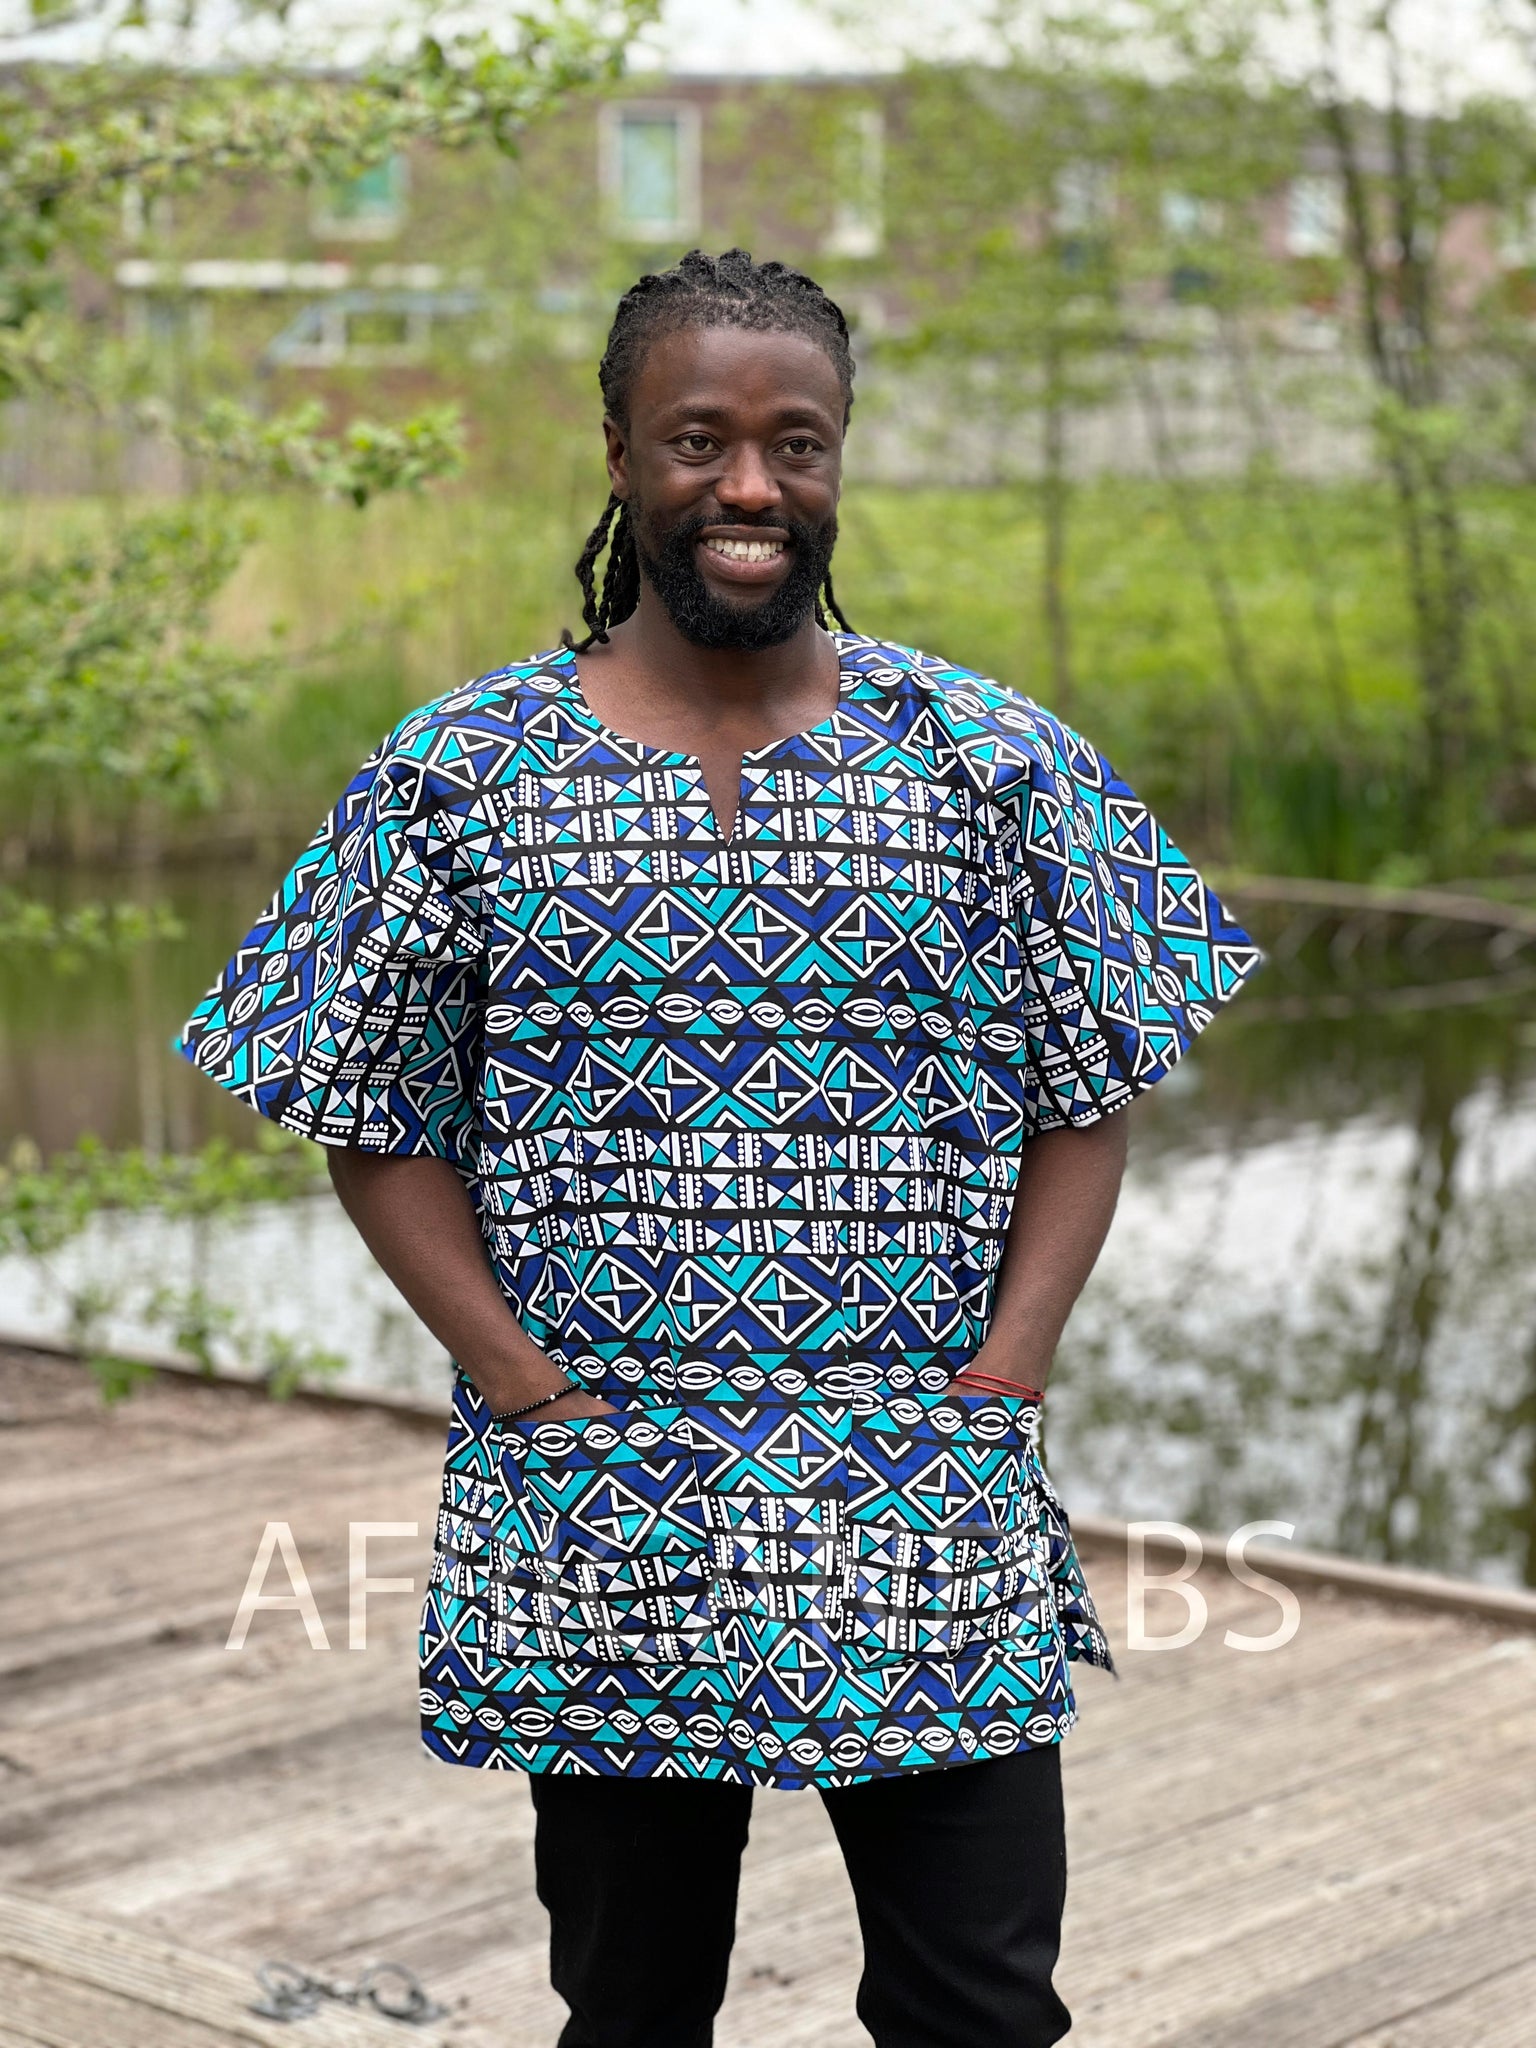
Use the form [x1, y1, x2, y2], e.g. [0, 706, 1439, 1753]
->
[3, 862, 1534, 1587]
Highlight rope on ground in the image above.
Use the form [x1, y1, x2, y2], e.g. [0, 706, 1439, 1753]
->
[249, 1958, 447, 2025]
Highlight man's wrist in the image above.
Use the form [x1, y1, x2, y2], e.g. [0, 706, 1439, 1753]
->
[488, 1383, 579, 1422]
[952, 1366, 1046, 1400]
[962, 1343, 1056, 1392]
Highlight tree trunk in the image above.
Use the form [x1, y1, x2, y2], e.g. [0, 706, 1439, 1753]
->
[1040, 327, 1074, 715]
[1317, 1, 1473, 845]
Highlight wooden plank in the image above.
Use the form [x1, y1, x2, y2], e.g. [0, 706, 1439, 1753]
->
[44, 1626, 1483, 1968]
[0, 2024, 64, 2048]
[1067, 1807, 1536, 2041]
[1063, 1631, 1536, 1805]
[0, 1432, 430, 1588]
[0, 1958, 238, 2048]
[403, 1681, 1536, 2046]
[58, 1767, 540, 1966]
[0, 1483, 433, 1699]
[0, 1408, 377, 1520]
[1340, 1951, 1536, 2048]
[1066, 1724, 1536, 1933]
[0, 1891, 462, 2048]
[9, 1345, 1536, 2045]
[16, 1576, 1521, 1971]
[1060, 1743, 1536, 2005]
[1, 1678, 414, 1836]
[0, 1432, 432, 1575]
[2, 1706, 429, 1897]
[1158, 1889, 1536, 2048]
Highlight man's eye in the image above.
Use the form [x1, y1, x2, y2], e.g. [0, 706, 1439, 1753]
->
[679, 434, 715, 454]
[781, 438, 820, 456]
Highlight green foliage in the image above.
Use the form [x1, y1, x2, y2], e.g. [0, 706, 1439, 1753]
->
[0, 890, 184, 967]
[26, 474, 1503, 886]
[0, 505, 273, 802]
[0, 0, 650, 978]
[0, 1131, 339, 1402]
[0, 1129, 328, 1261]
[189, 398, 467, 506]
[863, 0, 1536, 868]
[139, 1282, 346, 1399]
[0, 12, 652, 341]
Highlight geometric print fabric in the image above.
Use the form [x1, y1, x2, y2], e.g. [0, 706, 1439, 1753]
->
[177, 635, 1262, 1788]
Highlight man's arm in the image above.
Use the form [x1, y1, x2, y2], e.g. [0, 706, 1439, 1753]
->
[326, 1152, 617, 1423]
[963, 1113, 1130, 1394]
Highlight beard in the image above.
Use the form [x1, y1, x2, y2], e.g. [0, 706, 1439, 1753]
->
[631, 504, 838, 651]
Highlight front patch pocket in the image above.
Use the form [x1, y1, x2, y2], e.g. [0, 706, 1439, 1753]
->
[845, 1518, 1047, 1659]
[842, 1387, 1049, 1663]
[490, 1411, 723, 1667]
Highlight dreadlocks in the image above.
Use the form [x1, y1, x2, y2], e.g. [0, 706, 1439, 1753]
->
[563, 248, 856, 652]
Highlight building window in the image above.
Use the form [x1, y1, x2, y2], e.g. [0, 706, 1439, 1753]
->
[125, 292, 208, 360]
[1497, 193, 1536, 268]
[120, 184, 175, 244]
[312, 155, 408, 242]
[1285, 175, 1344, 258]
[1161, 191, 1222, 300]
[1053, 162, 1114, 236]
[602, 103, 700, 242]
[823, 106, 884, 259]
[261, 286, 476, 368]
[1161, 190, 1223, 241]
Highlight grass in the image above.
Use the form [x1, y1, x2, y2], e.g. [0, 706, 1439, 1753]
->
[8, 473, 1536, 880]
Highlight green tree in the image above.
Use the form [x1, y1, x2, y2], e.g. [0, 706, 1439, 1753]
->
[0, 0, 649, 1395]
[0, 0, 648, 934]
[884, 26, 1135, 717]
[872, 0, 1536, 873]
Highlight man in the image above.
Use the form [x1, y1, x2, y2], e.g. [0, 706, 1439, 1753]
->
[179, 248, 1262, 2047]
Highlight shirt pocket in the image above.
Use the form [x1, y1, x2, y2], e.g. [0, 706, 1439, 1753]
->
[843, 1388, 1050, 1663]
[490, 1409, 724, 1667]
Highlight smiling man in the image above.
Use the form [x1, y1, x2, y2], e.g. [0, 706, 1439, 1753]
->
[178, 249, 1262, 2047]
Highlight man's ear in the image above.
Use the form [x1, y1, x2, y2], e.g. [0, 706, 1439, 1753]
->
[602, 417, 629, 500]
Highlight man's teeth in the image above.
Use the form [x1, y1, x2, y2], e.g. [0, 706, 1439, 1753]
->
[704, 537, 786, 562]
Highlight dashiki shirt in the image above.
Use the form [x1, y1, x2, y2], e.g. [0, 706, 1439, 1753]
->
[178, 634, 1262, 1790]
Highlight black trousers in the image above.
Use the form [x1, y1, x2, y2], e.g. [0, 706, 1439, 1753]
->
[529, 1745, 1071, 2048]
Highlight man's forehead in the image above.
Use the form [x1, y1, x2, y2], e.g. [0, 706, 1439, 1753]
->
[629, 323, 846, 421]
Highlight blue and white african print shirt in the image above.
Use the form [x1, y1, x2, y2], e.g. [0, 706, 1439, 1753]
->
[178, 635, 1262, 1789]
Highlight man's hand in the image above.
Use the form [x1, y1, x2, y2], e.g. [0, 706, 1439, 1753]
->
[959, 1111, 1130, 1397]
[495, 1386, 622, 1431]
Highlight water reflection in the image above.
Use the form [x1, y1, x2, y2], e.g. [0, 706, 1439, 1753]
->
[1054, 998, 1536, 1586]
[2, 865, 1533, 1584]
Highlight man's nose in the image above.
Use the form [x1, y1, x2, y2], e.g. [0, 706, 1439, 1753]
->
[714, 444, 781, 515]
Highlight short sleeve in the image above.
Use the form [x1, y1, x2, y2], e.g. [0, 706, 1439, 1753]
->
[1005, 707, 1264, 1131]
[176, 725, 485, 1158]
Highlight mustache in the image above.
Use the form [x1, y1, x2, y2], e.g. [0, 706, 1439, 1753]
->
[671, 508, 795, 540]
[630, 497, 837, 652]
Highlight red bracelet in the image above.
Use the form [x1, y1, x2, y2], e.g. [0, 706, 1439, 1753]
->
[951, 1369, 1045, 1401]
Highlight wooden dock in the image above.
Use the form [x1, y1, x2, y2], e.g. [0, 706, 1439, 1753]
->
[4, 1343, 1535, 2047]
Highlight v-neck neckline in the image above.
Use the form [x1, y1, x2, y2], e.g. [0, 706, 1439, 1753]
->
[550, 635, 863, 771]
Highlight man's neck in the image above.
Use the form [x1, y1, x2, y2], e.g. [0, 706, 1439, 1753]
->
[573, 592, 840, 754]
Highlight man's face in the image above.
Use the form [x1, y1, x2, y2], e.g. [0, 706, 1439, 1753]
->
[604, 323, 845, 651]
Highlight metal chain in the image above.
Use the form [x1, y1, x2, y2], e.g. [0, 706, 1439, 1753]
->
[249, 1958, 447, 2025]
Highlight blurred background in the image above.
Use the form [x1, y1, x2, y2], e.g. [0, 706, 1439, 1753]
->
[2, 0, 1533, 1584]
